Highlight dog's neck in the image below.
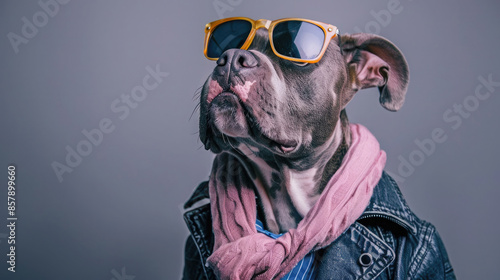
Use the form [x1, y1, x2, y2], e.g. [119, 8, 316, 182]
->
[235, 111, 351, 233]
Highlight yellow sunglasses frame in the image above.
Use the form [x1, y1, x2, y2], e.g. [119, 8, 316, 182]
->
[203, 17, 339, 63]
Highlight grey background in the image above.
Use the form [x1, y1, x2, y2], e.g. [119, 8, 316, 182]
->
[0, 0, 498, 279]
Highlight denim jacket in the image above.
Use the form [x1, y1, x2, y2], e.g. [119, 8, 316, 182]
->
[182, 172, 456, 279]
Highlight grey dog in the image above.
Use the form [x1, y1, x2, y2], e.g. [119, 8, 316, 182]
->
[183, 24, 455, 279]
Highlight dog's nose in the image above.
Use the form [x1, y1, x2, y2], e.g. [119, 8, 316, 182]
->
[216, 49, 258, 72]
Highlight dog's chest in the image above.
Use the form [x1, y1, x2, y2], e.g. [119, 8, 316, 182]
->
[237, 144, 321, 233]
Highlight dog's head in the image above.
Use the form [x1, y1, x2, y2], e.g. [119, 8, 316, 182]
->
[199, 25, 409, 165]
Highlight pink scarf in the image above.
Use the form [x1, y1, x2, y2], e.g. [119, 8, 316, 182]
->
[207, 124, 386, 279]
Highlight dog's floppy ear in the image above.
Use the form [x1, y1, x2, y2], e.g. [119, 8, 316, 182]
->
[341, 33, 409, 111]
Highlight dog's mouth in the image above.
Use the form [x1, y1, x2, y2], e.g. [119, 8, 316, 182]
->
[208, 92, 298, 155]
[260, 133, 298, 154]
[243, 113, 299, 155]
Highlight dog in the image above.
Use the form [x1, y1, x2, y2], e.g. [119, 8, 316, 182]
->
[183, 17, 455, 279]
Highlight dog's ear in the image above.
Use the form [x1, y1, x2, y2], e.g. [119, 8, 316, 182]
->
[340, 33, 409, 111]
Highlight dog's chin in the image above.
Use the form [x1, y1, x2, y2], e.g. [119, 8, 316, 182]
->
[209, 93, 250, 138]
[208, 93, 299, 155]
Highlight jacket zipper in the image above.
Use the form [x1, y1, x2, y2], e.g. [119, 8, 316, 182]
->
[359, 212, 416, 235]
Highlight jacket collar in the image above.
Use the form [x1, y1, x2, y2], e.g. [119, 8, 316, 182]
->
[184, 181, 210, 211]
[359, 171, 417, 235]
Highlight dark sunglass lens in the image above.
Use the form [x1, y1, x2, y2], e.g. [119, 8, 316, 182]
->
[272, 21, 325, 60]
[207, 20, 252, 58]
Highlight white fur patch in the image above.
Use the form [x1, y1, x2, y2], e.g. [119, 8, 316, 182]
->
[286, 168, 320, 216]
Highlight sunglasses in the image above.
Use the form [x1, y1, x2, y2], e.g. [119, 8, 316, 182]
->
[203, 17, 340, 63]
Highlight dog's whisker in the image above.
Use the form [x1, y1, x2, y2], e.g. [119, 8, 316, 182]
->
[192, 86, 203, 100]
[189, 102, 201, 121]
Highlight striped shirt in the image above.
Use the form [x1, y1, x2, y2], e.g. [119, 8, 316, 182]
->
[256, 220, 317, 280]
